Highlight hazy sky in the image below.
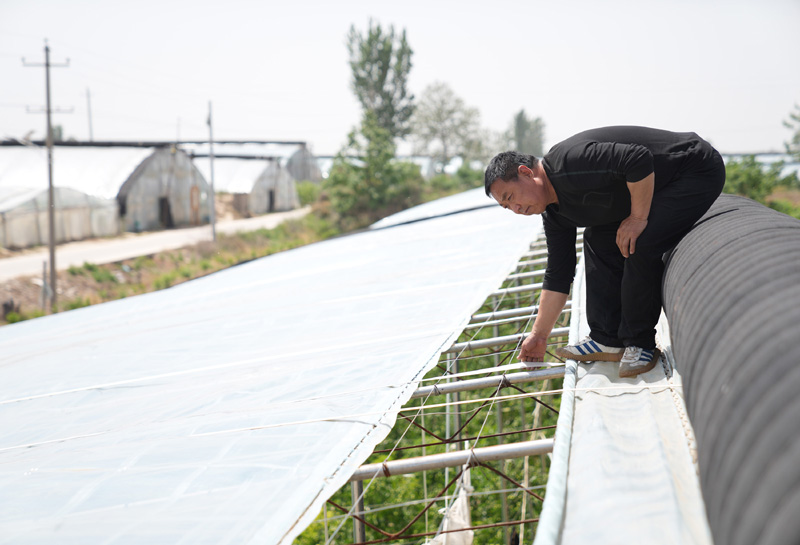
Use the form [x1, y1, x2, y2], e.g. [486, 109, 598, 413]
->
[2, 0, 798, 156]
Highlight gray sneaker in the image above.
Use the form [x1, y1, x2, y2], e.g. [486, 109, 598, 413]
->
[618, 346, 661, 378]
[555, 335, 624, 362]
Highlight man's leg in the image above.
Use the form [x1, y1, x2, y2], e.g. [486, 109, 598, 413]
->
[583, 224, 625, 347]
[619, 152, 726, 349]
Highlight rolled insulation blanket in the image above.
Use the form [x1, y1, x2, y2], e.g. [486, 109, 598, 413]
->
[663, 194, 800, 545]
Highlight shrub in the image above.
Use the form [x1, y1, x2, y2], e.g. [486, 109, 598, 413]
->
[154, 272, 178, 290]
[62, 298, 91, 311]
[296, 180, 322, 206]
[90, 267, 117, 284]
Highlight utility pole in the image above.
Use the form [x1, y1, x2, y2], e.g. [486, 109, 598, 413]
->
[86, 88, 94, 141]
[207, 101, 216, 241]
[23, 39, 70, 313]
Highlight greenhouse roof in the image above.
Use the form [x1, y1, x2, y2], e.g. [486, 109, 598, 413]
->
[0, 188, 539, 544]
[192, 156, 270, 194]
[181, 142, 305, 161]
[0, 145, 154, 200]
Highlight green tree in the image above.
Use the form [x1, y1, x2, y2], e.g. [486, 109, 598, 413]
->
[724, 155, 799, 205]
[784, 102, 800, 159]
[505, 109, 545, 156]
[346, 20, 414, 140]
[324, 111, 423, 231]
[410, 81, 483, 172]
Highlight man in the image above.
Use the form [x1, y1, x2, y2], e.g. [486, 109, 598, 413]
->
[485, 126, 725, 377]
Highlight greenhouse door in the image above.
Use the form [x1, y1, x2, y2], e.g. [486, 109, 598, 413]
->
[268, 190, 275, 213]
[159, 197, 175, 229]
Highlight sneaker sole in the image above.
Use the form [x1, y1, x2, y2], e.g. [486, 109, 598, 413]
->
[619, 348, 662, 378]
[554, 346, 624, 362]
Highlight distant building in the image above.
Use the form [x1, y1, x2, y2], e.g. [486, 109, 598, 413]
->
[186, 143, 308, 216]
[0, 145, 149, 249]
[0, 143, 214, 248]
[118, 147, 211, 232]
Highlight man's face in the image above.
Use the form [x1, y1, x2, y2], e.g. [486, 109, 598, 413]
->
[489, 165, 549, 216]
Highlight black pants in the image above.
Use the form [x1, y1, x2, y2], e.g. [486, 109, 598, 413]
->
[585, 151, 726, 349]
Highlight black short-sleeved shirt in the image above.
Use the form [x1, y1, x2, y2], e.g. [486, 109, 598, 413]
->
[541, 126, 716, 294]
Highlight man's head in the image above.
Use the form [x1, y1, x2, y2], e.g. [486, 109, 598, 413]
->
[484, 151, 539, 197]
[484, 151, 553, 216]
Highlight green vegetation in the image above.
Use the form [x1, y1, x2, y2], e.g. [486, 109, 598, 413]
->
[347, 20, 414, 140]
[296, 180, 322, 206]
[325, 111, 424, 231]
[5, 309, 45, 323]
[724, 155, 800, 218]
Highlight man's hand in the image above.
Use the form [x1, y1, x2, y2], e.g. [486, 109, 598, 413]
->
[616, 215, 648, 258]
[519, 333, 548, 363]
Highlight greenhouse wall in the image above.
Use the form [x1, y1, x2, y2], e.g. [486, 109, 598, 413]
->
[118, 148, 211, 232]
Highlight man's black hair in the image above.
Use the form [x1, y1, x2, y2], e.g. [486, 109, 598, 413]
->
[484, 151, 540, 197]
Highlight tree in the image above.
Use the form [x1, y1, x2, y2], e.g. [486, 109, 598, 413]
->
[347, 20, 414, 140]
[724, 155, 799, 204]
[410, 81, 483, 172]
[324, 111, 423, 230]
[784, 102, 800, 159]
[505, 109, 545, 156]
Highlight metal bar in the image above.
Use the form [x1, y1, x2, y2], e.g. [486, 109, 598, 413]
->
[443, 327, 570, 354]
[520, 249, 548, 259]
[516, 257, 548, 269]
[465, 308, 571, 330]
[411, 367, 565, 399]
[505, 269, 546, 282]
[471, 305, 539, 322]
[351, 481, 366, 543]
[344, 518, 541, 545]
[490, 282, 544, 298]
[347, 439, 554, 482]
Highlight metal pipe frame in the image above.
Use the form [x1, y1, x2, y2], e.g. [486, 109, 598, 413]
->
[347, 439, 555, 482]
[490, 282, 544, 298]
[515, 257, 548, 269]
[505, 269, 546, 282]
[471, 302, 573, 323]
[443, 326, 570, 354]
[471, 305, 539, 323]
[464, 308, 571, 330]
[411, 367, 566, 400]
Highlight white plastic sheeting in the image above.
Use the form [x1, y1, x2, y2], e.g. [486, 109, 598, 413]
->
[0, 145, 154, 199]
[426, 468, 474, 545]
[0, 146, 154, 247]
[0, 189, 539, 544]
[533, 258, 712, 545]
[193, 157, 270, 194]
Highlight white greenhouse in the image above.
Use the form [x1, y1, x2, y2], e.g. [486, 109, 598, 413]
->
[0, 145, 151, 249]
[0, 144, 213, 247]
[187, 142, 307, 215]
[118, 147, 211, 232]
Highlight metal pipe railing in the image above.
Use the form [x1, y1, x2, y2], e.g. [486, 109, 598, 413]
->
[411, 367, 565, 399]
[348, 439, 555, 482]
[490, 282, 544, 298]
[465, 308, 572, 330]
[443, 327, 570, 354]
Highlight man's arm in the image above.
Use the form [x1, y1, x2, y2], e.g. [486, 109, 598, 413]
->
[617, 171, 655, 258]
[518, 289, 569, 362]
